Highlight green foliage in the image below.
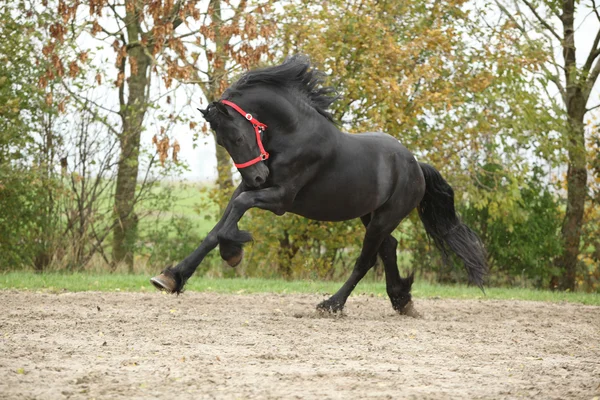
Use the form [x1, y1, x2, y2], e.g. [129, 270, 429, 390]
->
[142, 215, 204, 270]
[0, 166, 56, 270]
[0, 6, 44, 154]
[134, 183, 224, 275]
[242, 211, 364, 280]
[408, 165, 563, 287]
[461, 166, 563, 286]
[0, 4, 63, 270]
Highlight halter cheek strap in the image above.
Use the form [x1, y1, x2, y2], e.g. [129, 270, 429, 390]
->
[220, 100, 269, 169]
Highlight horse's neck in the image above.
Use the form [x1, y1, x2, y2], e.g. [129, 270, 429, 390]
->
[251, 90, 343, 147]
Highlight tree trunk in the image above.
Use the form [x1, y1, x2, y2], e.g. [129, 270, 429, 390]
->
[208, 0, 233, 192]
[215, 140, 233, 190]
[278, 230, 300, 278]
[556, 98, 587, 291]
[554, 0, 588, 291]
[113, 0, 151, 271]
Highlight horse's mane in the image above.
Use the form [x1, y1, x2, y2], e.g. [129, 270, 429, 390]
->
[228, 55, 339, 123]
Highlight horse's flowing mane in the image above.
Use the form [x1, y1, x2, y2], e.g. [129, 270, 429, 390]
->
[229, 55, 339, 123]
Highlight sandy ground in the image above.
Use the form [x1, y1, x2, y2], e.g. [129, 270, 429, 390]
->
[0, 290, 599, 400]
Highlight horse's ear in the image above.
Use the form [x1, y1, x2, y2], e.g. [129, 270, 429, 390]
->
[213, 101, 229, 116]
[197, 107, 208, 118]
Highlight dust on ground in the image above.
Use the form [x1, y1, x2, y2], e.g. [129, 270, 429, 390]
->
[0, 290, 599, 399]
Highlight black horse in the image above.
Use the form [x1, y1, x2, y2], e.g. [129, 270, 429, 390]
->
[151, 55, 487, 313]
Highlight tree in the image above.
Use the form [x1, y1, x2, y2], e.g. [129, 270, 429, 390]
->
[172, 0, 276, 192]
[39, 0, 187, 268]
[493, 0, 600, 290]
[41, 0, 274, 269]
[0, 2, 63, 270]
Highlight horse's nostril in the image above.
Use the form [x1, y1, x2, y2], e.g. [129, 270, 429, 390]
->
[255, 176, 265, 186]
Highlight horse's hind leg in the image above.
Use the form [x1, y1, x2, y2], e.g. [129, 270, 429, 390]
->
[378, 235, 414, 312]
[316, 212, 398, 313]
[361, 215, 414, 312]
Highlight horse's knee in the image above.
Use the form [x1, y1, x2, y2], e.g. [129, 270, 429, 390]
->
[217, 229, 252, 244]
[387, 236, 398, 249]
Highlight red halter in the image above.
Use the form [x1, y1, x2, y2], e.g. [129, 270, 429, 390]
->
[220, 100, 269, 169]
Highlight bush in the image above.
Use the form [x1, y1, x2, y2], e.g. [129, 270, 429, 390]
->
[460, 166, 563, 287]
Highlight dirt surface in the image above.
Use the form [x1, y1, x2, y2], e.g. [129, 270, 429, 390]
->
[1, 291, 599, 400]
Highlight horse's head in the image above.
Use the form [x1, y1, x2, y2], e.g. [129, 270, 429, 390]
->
[200, 101, 270, 188]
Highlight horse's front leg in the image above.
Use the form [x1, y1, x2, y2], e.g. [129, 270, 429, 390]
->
[216, 186, 289, 259]
[150, 184, 245, 293]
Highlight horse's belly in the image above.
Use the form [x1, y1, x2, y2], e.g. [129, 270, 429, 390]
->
[289, 180, 383, 221]
[290, 200, 373, 222]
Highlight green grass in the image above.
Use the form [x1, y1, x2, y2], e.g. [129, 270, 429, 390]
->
[137, 182, 218, 238]
[1, 271, 598, 305]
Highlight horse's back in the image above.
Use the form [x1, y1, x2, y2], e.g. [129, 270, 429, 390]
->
[343, 131, 419, 173]
[345, 131, 424, 198]
[347, 131, 409, 155]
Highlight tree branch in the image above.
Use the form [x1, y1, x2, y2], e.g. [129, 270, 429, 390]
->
[546, 73, 567, 104]
[108, 1, 126, 23]
[60, 81, 121, 136]
[174, 26, 208, 41]
[167, 0, 186, 30]
[584, 57, 600, 100]
[520, 0, 562, 41]
[587, 102, 600, 112]
[117, 48, 126, 112]
[495, 0, 566, 100]
[592, 0, 600, 22]
[583, 29, 600, 74]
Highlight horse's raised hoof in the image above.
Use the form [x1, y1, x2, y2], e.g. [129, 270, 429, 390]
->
[316, 298, 344, 313]
[225, 249, 244, 267]
[150, 273, 177, 293]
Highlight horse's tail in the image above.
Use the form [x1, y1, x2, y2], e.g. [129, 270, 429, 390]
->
[417, 162, 488, 288]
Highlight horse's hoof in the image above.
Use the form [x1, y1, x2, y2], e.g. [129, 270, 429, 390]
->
[316, 299, 344, 313]
[396, 301, 422, 318]
[150, 273, 177, 293]
[225, 250, 244, 267]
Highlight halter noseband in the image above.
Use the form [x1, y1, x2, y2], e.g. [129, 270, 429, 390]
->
[220, 100, 269, 169]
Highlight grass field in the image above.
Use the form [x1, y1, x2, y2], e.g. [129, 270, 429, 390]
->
[137, 181, 218, 237]
[1, 271, 598, 305]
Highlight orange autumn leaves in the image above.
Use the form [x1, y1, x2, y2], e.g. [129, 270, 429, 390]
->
[152, 134, 180, 166]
